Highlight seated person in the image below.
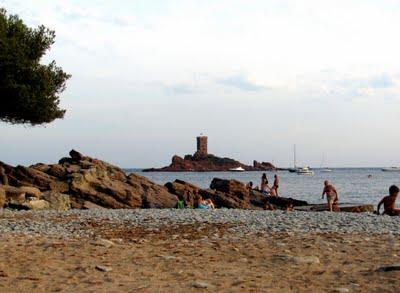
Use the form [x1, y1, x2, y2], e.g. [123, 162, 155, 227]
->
[377, 185, 400, 216]
[175, 194, 187, 209]
[197, 195, 215, 209]
[245, 181, 253, 191]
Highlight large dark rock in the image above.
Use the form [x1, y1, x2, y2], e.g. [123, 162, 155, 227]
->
[210, 178, 249, 199]
[0, 150, 178, 209]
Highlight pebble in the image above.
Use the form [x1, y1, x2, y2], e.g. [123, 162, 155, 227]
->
[377, 264, 400, 272]
[0, 209, 398, 238]
[90, 239, 115, 248]
[291, 256, 320, 265]
[191, 281, 209, 288]
[334, 288, 349, 293]
[95, 265, 112, 272]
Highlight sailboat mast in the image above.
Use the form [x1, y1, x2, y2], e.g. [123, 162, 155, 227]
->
[294, 144, 297, 168]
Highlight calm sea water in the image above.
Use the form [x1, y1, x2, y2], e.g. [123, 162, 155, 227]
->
[131, 168, 400, 207]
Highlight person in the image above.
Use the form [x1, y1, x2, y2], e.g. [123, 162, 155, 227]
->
[377, 185, 400, 216]
[175, 194, 186, 209]
[197, 195, 215, 209]
[246, 181, 253, 191]
[261, 173, 270, 195]
[322, 180, 338, 212]
[271, 174, 279, 196]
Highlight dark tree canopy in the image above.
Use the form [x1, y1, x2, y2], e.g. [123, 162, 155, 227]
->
[0, 8, 70, 125]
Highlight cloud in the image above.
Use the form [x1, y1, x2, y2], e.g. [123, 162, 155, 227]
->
[368, 74, 395, 89]
[218, 74, 266, 92]
[164, 84, 194, 95]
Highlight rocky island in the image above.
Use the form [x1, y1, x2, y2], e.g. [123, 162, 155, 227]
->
[143, 136, 276, 172]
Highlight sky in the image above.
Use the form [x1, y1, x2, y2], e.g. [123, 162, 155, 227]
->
[1, 0, 400, 168]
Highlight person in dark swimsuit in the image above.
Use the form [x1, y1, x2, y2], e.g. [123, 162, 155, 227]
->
[377, 185, 400, 216]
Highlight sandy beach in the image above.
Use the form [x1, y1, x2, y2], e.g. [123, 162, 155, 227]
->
[0, 210, 399, 292]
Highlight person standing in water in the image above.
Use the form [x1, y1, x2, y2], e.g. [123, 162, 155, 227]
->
[321, 180, 338, 212]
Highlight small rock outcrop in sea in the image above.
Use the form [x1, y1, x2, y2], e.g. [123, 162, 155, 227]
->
[143, 135, 276, 172]
[143, 154, 276, 172]
[0, 150, 178, 210]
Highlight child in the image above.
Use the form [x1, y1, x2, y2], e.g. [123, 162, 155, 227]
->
[377, 185, 400, 216]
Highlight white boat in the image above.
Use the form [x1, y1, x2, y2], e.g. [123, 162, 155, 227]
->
[229, 167, 245, 172]
[320, 168, 332, 172]
[296, 167, 315, 175]
[382, 167, 400, 172]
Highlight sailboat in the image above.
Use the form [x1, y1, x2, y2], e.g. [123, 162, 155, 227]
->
[288, 145, 314, 175]
[320, 154, 332, 172]
[288, 144, 297, 173]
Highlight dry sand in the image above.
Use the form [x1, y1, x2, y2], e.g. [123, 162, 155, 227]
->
[0, 218, 399, 292]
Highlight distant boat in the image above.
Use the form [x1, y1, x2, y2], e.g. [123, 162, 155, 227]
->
[382, 167, 400, 172]
[229, 167, 245, 172]
[297, 167, 315, 175]
[320, 153, 332, 172]
[291, 145, 314, 175]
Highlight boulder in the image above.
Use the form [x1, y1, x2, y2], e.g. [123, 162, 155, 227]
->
[166, 179, 256, 209]
[0, 166, 8, 185]
[22, 199, 50, 210]
[210, 178, 249, 199]
[18, 186, 41, 198]
[69, 149, 85, 161]
[127, 173, 178, 208]
[1, 185, 26, 203]
[0, 187, 5, 208]
[41, 191, 71, 211]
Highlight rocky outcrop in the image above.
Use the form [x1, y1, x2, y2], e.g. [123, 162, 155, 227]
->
[0, 150, 178, 210]
[144, 154, 276, 172]
[165, 178, 302, 210]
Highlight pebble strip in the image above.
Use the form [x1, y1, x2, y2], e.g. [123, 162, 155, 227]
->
[0, 209, 398, 237]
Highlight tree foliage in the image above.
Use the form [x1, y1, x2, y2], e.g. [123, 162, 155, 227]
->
[0, 8, 70, 125]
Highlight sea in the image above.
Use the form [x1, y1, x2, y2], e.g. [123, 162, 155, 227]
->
[128, 168, 400, 207]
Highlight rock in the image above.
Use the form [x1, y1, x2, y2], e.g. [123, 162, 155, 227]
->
[0, 187, 5, 207]
[265, 196, 308, 209]
[82, 201, 105, 209]
[2, 185, 26, 203]
[191, 281, 209, 289]
[166, 179, 253, 209]
[18, 186, 41, 198]
[41, 191, 70, 211]
[70, 149, 85, 161]
[95, 265, 112, 272]
[377, 264, 400, 272]
[91, 239, 115, 248]
[0, 166, 8, 185]
[291, 256, 320, 264]
[210, 178, 249, 199]
[127, 173, 178, 208]
[22, 199, 50, 210]
[334, 288, 350, 293]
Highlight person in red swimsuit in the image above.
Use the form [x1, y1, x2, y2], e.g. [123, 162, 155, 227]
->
[377, 185, 400, 216]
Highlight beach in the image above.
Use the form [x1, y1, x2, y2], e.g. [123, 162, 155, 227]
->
[0, 209, 399, 292]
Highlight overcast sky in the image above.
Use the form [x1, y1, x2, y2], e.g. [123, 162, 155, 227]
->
[1, 0, 400, 168]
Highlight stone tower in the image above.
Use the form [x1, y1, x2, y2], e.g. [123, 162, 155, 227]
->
[195, 136, 208, 157]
